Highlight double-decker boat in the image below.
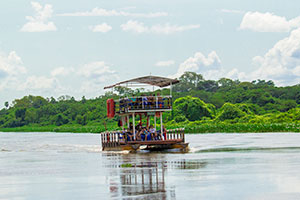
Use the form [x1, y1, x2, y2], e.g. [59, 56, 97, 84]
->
[101, 75, 189, 152]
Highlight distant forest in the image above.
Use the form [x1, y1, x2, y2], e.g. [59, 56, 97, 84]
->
[1, 71, 300, 130]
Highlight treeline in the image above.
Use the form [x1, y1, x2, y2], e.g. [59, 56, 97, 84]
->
[1, 71, 300, 132]
[0, 95, 113, 128]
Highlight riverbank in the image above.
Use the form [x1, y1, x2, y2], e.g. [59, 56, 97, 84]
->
[1, 123, 300, 133]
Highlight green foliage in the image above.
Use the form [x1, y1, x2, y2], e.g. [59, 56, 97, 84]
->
[2, 71, 300, 133]
[216, 103, 246, 121]
[174, 96, 214, 121]
[174, 115, 187, 123]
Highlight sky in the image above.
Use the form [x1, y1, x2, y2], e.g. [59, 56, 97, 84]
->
[1, 0, 300, 106]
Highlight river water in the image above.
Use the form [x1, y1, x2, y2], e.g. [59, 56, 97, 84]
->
[1, 132, 300, 200]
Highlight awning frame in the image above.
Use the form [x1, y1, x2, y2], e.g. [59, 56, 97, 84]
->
[104, 75, 179, 89]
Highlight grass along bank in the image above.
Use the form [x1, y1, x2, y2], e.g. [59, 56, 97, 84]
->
[1, 123, 300, 133]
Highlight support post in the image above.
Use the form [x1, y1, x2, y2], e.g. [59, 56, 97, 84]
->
[133, 113, 136, 140]
[154, 115, 156, 131]
[160, 112, 163, 137]
[127, 115, 130, 129]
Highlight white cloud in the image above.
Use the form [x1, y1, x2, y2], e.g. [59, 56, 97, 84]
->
[173, 51, 222, 79]
[89, 23, 112, 33]
[121, 20, 200, 34]
[19, 76, 58, 90]
[121, 20, 148, 33]
[151, 24, 200, 34]
[220, 9, 245, 14]
[51, 67, 74, 77]
[0, 51, 26, 78]
[250, 27, 300, 85]
[77, 61, 117, 83]
[239, 12, 300, 32]
[21, 2, 57, 32]
[155, 60, 175, 67]
[225, 68, 247, 80]
[0, 51, 26, 92]
[76, 61, 118, 93]
[58, 7, 168, 18]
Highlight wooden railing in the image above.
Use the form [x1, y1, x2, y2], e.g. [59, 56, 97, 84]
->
[165, 128, 185, 142]
[101, 128, 185, 149]
[100, 131, 120, 149]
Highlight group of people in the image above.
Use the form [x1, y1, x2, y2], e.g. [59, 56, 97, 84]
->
[118, 93, 171, 112]
[119, 124, 167, 142]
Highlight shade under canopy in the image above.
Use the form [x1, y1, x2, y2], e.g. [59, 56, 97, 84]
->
[104, 75, 179, 89]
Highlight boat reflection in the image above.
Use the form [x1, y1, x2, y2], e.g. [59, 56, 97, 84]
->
[109, 161, 173, 200]
[103, 152, 208, 199]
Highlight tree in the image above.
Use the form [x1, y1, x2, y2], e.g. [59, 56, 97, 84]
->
[81, 96, 86, 104]
[173, 96, 214, 121]
[216, 103, 246, 121]
[15, 108, 27, 121]
[4, 102, 9, 109]
[54, 114, 69, 126]
[114, 86, 133, 96]
[174, 72, 204, 92]
[50, 97, 57, 104]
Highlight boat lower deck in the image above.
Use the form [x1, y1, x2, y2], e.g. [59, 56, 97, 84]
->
[101, 129, 188, 152]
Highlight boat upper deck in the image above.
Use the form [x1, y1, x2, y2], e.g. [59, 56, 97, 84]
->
[115, 95, 172, 114]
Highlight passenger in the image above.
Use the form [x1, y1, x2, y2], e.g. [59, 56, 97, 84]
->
[142, 94, 148, 109]
[130, 95, 137, 109]
[162, 125, 167, 140]
[137, 96, 143, 109]
[140, 128, 146, 141]
[157, 93, 163, 108]
[126, 129, 134, 141]
[149, 125, 157, 140]
[135, 128, 141, 141]
[144, 127, 152, 141]
[148, 94, 154, 109]
[119, 128, 126, 142]
[156, 130, 162, 140]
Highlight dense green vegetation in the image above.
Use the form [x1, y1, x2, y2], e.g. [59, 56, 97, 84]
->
[1, 71, 300, 133]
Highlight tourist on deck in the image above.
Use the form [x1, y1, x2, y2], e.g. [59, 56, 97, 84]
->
[142, 94, 148, 109]
[148, 94, 155, 109]
[126, 129, 134, 141]
[137, 96, 143, 109]
[162, 125, 167, 140]
[129, 122, 133, 131]
[156, 129, 162, 140]
[143, 127, 152, 141]
[157, 93, 163, 108]
[140, 128, 146, 141]
[135, 128, 142, 141]
[129, 95, 137, 110]
[149, 125, 158, 140]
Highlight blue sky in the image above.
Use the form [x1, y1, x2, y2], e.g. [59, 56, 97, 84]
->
[1, 0, 300, 106]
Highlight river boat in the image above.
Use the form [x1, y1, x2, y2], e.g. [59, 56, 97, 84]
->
[100, 75, 189, 152]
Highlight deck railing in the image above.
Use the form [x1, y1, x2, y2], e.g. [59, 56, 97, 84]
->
[115, 95, 172, 113]
[101, 128, 185, 149]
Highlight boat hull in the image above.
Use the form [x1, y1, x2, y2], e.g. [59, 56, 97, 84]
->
[102, 140, 189, 152]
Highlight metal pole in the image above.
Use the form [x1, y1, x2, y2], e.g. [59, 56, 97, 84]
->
[127, 115, 130, 129]
[133, 113, 136, 140]
[160, 112, 163, 136]
[154, 115, 156, 131]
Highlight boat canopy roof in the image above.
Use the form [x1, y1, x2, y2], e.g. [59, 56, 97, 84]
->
[104, 75, 180, 89]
